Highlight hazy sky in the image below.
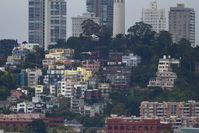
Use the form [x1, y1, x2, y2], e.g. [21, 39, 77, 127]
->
[0, 0, 198, 45]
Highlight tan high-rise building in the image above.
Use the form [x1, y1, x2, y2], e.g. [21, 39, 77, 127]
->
[169, 4, 195, 47]
[113, 0, 125, 37]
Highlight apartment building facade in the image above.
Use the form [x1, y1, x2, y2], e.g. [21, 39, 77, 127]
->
[148, 55, 180, 90]
[29, 0, 67, 50]
[140, 101, 199, 118]
[142, 0, 166, 33]
[169, 4, 195, 47]
[140, 101, 199, 132]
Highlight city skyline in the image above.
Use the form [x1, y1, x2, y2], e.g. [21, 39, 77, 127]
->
[0, 0, 198, 45]
[0, 1, 199, 132]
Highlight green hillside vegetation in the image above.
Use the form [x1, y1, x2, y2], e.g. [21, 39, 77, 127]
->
[0, 39, 18, 66]
[23, 46, 45, 68]
[1, 21, 199, 127]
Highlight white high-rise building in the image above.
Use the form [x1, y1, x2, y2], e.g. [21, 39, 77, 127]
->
[29, 0, 67, 50]
[72, 13, 100, 37]
[44, 0, 51, 50]
[142, 0, 166, 33]
[113, 0, 125, 37]
[59, 80, 74, 98]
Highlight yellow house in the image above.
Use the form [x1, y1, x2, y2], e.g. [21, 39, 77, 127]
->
[77, 67, 92, 81]
[64, 67, 92, 82]
[35, 85, 44, 94]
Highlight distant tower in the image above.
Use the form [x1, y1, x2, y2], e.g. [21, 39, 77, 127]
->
[142, 0, 166, 33]
[169, 4, 195, 47]
[113, 0, 125, 37]
[29, 0, 67, 50]
[86, 0, 113, 28]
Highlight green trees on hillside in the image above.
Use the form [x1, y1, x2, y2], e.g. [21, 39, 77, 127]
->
[25, 120, 47, 133]
[0, 39, 18, 66]
[0, 71, 17, 100]
[127, 21, 156, 44]
[23, 46, 45, 68]
[0, 39, 18, 56]
[81, 19, 101, 36]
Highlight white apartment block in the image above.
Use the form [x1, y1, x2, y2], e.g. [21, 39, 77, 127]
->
[122, 53, 141, 67]
[169, 4, 195, 47]
[72, 13, 100, 37]
[19, 43, 40, 51]
[142, 0, 166, 33]
[17, 102, 34, 113]
[59, 80, 74, 98]
[50, 85, 56, 96]
[148, 55, 180, 90]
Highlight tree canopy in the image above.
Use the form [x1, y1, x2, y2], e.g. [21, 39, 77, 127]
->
[81, 19, 101, 36]
[0, 71, 17, 100]
[0, 39, 18, 66]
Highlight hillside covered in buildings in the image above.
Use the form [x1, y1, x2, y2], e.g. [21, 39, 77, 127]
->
[0, 0, 199, 132]
[52, 21, 199, 101]
[0, 21, 199, 132]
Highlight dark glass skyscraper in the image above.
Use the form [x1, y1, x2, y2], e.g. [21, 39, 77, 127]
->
[29, 0, 44, 46]
[86, 0, 113, 28]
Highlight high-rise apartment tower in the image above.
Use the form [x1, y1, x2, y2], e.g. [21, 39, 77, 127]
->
[29, 0, 67, 50]
[142, 0, 166, 33]
[169, 4, 195, 47]
[86, 0, 113, 28]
